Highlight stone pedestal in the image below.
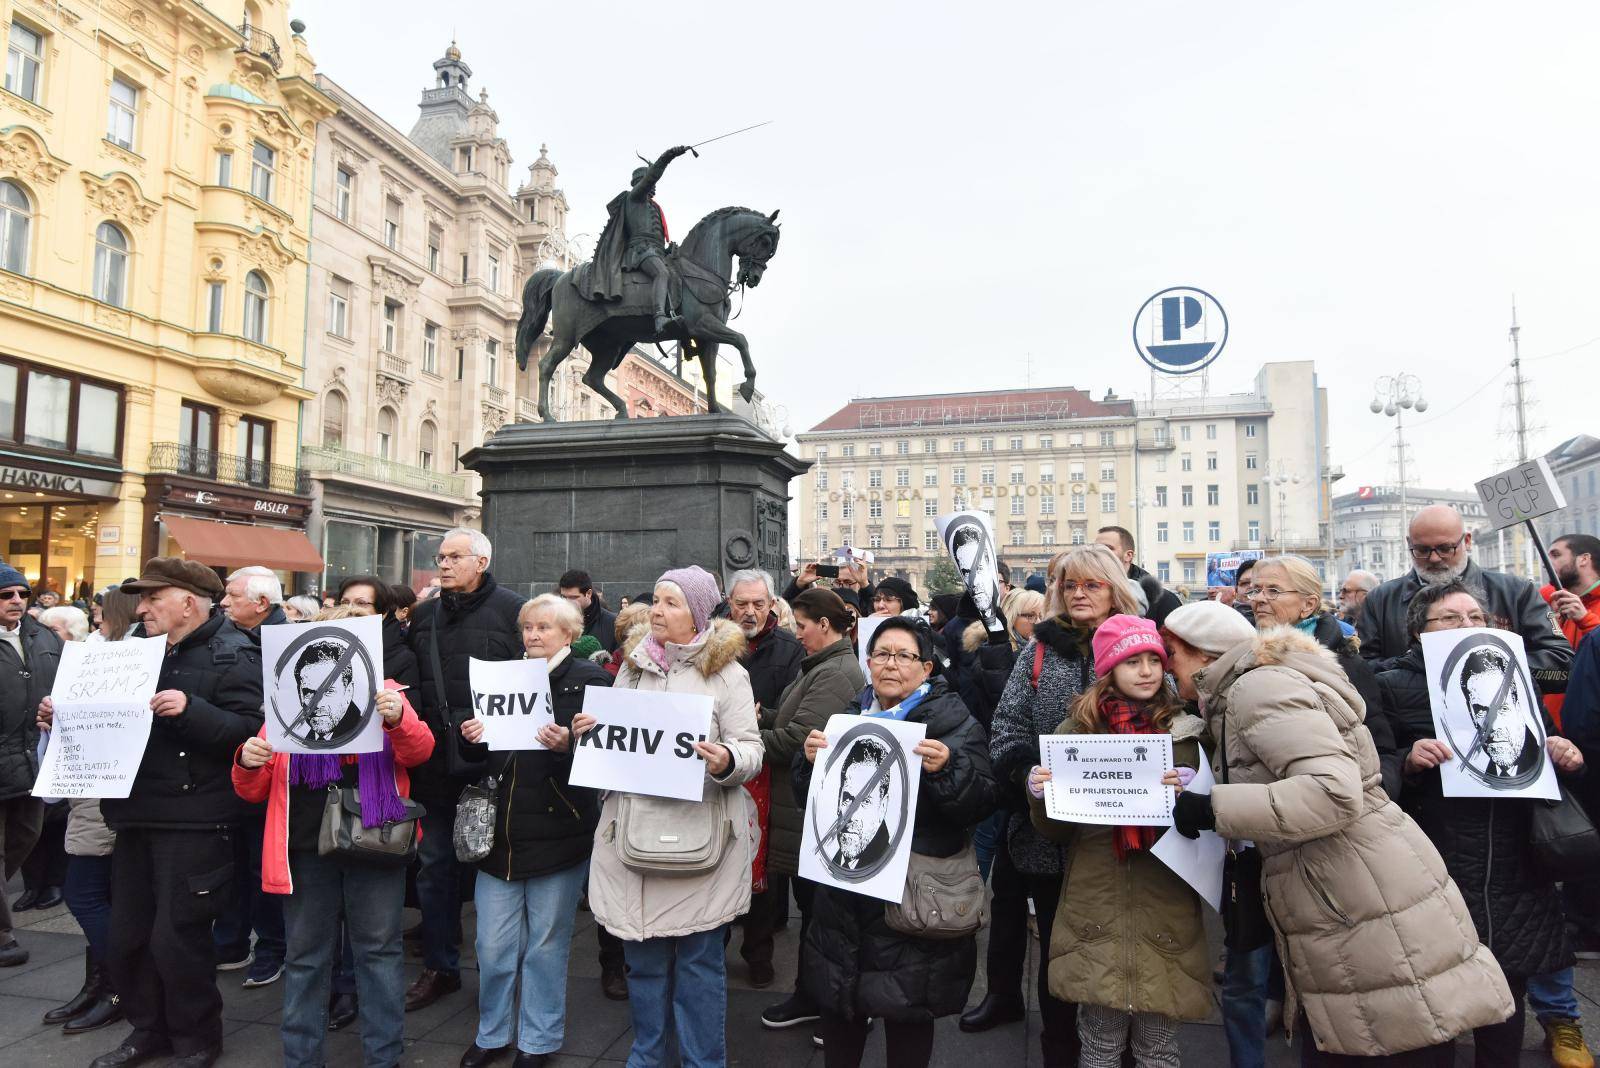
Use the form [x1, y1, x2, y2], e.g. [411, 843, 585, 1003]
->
[461, 414, 809, 599]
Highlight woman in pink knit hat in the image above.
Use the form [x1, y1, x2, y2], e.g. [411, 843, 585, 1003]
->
[1026, 614, 1211, 1067]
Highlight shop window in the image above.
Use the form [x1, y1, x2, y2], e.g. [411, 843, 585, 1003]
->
[242, 271, 268, 344]
[376, 406, 396, 461]
[0, 180, 30, 274]
[322, 391, 345, 447]
[419, 420, 436, 470]
[237, 416, 270, 486]
[0, 359, 121, 458]
[178, 400, 216, 476]
[325, 520, 378, 589]
[92, 222, 128, 307]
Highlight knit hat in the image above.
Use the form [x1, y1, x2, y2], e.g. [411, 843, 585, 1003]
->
[874, 576, 920, 612]
[929, 593, 960, 621]
[1092, 614, 1168, 676]
[571, 634, 604, 661]
[0, 565, 26, 592]
[1025, 574, 1047, 594]
[657, 565, 720, 634]
[1164, 601, 1257, 656]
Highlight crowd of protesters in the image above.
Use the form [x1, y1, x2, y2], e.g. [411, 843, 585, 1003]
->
[3, 512, 1600, 1067]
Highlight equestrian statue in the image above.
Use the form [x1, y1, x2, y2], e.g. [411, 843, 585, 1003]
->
[514, 143, 781, 421]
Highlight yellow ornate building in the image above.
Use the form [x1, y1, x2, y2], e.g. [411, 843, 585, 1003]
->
[0, 0, 333, 596]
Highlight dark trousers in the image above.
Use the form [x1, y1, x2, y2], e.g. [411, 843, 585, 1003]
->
[20, 800, 67, 890]
[212, 809, 284, 965]
[820, 1013, 934, 1068]
[983, 840, 1029, 1003]
[108, 827, 235, 1056]
[64, 854, 113, 962]
[1462, 975, 1528, 1066]
[789, 874, 818, 1004]
[416, 801, 467, 975]
[737, 882, 778, 967]
[1024, 872, 1080, 1067]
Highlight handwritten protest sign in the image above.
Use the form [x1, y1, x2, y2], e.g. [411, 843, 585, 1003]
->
[1150, 746, 1226, 911]
[33, 636, 165, 799]
[1422, 627, 1558, 801]
[1475, 458, 1567, 529]
[570, 687, 713, 801]
[470, 657, 552, 750]
[799, 714, 927, 904]
[1040, 733, 1175, 825]
[261, 615, 385, 755]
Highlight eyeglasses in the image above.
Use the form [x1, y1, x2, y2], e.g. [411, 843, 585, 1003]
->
[1248, 586, 1295, 601]
[1409, 538, 1464, 560]
[434, 552, 479, 566]
[1425, 611, 1487, 627]
[868, 650, 924, 666]
[1339, 587, 1366, 597]
[1016, 611, 1041, 621]
[0, 590, 25, 601]
[1059, 580, 1109, 594]
[339, 598, 375, 610]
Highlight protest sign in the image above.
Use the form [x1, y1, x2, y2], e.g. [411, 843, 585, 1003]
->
[1150, 746, 1226, 911]
[1475, 458, 1567, 530]
[799, 714, 927, 904]
[469, 657, 552, 750]
[261, 615, 385, 755]
[1206, 550, 1263, 589]
[1422, 627, 1558, 801]
[32, 636, 165, 799]
[569, 687, 714, 801]
[1041, 733, 1175, 825]
[856, 614, 886, 685]
[937, 510, 1006, 639]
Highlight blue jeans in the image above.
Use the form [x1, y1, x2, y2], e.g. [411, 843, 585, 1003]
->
[623, 927, 728, 1068]
[1222, 942, 1274, 1068]
[64, 854, 113, 962]
[474, 862, 587, 1055]
[1528, 967, 1581, 1021]
[280, 852, 407, 1068]
[416, 802, 464, 974]
[974, 810, 1005, 881]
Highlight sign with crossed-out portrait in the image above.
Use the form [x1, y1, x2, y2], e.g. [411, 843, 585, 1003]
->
[798, 714, 927, 904]
[261, 615, 385, 755]
[1422, 627, 1558, 800]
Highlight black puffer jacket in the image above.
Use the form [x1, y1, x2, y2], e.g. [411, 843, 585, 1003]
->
[458, 654, 610, 881]
[957, 620, 1016, 732]
[102, 613, 263, 830]
[744, 621, 804, 713]
[408, 573, 526, 804]
[797, 679, 996, 1022]
[1378, 646, 1572, 979]
[1306, 613, 1401, 801]
[583, 600, 619, 654]
[381, 614, 420, 691]
[1130, 563, 1181, 628]
[0, 617, 61, 800]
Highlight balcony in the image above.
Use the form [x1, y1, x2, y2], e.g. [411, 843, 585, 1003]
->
[516, 398, 539, 422]
[380, 353, 410, 379]
[300, 443, 467, 498]
[236, 24, 282, 71]
[149, 443, 309, 496]
[1136, 435, 1176, 451]
[484, 384, 509, 408]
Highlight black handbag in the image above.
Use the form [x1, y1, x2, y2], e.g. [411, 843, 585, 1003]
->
[317, 785, 425, 866]
[1529, 784, 1600, 882]
[1216, 714, 1273, 951]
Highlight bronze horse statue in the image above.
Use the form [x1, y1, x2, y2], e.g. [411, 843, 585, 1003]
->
[514, 206, 781, 420]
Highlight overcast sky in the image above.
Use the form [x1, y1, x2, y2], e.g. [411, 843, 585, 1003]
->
[294, 0, 1598, 494]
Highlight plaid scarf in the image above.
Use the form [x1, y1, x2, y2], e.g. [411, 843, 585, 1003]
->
[1101, 693, 1161, 860]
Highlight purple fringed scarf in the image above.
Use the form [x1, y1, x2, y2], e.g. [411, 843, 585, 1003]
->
[289, 738, 407, 828]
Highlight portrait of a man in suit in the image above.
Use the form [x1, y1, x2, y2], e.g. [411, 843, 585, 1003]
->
[833, 735, 894, 872]
[292, 638, 362, 746]
[1459, 644, 1541, 783]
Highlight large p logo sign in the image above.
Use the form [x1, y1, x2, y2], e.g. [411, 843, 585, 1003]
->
[1133, 287, 1228, 374]
[1161, 295, 1204, 342]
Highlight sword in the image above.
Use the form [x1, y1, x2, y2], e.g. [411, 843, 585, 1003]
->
[686, 120, 773, 157]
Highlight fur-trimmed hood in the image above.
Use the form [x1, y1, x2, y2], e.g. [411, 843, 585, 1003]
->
[1195, 623, 1362, 720]
[621, 617, 747, 678]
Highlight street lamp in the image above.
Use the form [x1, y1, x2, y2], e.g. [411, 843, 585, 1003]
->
[1263, 462, 1302, 550]
[1370, 373, 1427, 554]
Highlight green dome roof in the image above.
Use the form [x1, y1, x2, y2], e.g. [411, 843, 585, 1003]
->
[205, 83, 265, 105]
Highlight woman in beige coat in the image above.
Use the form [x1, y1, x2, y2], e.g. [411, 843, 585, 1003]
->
[582, 565, 763, 1068]
[1163, 601, 1512, 1063]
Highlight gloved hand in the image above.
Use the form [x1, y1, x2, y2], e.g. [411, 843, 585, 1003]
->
[1173, 790, 1216, 840]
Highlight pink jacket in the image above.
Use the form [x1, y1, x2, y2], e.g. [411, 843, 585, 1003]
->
[232, 681, 433, 895]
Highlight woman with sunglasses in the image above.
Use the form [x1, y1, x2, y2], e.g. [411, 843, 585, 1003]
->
[988, 545, 1140, 1066]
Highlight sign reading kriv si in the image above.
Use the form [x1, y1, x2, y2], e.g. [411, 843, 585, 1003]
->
[469, 658, 553, 750]
[1475, 458, 1567, 530]
[569, 687, 714, 801]
[1040, 733, 1175, 825]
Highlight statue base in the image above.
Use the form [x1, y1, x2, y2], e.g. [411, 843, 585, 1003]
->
[461, 414, 809, 600]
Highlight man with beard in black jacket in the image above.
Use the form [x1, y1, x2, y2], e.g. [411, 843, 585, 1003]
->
[71, 559, 263, 1068]
[405, 529, 524, 1011]
[559, 569, 618, 654]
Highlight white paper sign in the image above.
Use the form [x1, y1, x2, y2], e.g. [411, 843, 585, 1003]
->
[569, 687, 714, 801]
[470, 657, 552, 750]
[1475, 458, 1567, 530]
[1150, 747, 1227, 911]
[261, 615, 386, 755]
[856, 614, 886, 684]
[1422, 627, 1558, 800]
[32, 637, 166, 799]
[1041, 733, 1175, 825]
[799, 714, 928, 904]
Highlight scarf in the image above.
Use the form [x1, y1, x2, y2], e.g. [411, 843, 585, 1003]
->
[744, 611, 779, 653]
[640, 629, 707, 674]
[289, 733, 406, 829]
[1101, 693, 1161, 860]
[864, 681, 932, 721]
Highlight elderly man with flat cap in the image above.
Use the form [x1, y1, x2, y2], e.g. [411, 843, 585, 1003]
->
[41, 558, 264, 1068]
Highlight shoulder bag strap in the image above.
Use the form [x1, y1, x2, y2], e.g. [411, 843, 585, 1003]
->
[427, 617, 450, 723]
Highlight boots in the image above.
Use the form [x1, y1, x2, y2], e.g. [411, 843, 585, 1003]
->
[63, 959, 122, 1035]
[43, 948, 97, 1024]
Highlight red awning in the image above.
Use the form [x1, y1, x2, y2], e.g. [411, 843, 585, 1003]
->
[164, 515, 324, 573]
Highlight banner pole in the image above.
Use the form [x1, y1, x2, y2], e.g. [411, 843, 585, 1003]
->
[1523, 519, 1560, 587]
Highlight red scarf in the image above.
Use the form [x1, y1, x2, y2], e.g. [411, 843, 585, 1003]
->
[1102, 694, 1161, 860]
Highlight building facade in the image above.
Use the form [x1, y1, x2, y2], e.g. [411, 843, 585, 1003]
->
[1332, 485, 1485, 582]
[794, 388, 1140, 590]
[1543, 434, 1600, 542]
[302, 46, 702, 594]
[1, 0, 333, 596]
[1133, 362, 1339, 593]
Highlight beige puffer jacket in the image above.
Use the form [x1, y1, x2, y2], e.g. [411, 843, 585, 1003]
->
[65, 799, 114, 857]
[588, 620, 764, 941]
[1198, 626, 1512, 1056]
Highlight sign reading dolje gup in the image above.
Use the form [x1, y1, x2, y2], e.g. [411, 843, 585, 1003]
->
[1133, 287, 1228, 375]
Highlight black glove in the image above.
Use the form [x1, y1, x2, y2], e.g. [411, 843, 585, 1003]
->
[1173, 790, 1216, 840]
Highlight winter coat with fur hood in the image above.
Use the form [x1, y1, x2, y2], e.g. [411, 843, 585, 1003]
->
[587, 619, 765, 941]
[1197, 626, 1513, 1057]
